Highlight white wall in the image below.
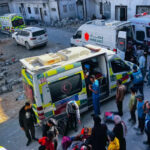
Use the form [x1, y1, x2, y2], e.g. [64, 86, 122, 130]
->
[109, 0, 150, 20]
[49, 1, 59, 21]
[58, 0, 77, 19]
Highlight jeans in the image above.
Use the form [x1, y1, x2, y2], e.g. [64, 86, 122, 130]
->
[24, 125, 35, 141]
[140, 68, 146, 79]
[145, 129, 150, 144]
[67, 113, 77, 130]
[130, 108, 136, 123]
[133, 83, 144, 96]
[117, 101, 123, 116]
[138, 117, 145, 133]
[92, 96, 100, 116]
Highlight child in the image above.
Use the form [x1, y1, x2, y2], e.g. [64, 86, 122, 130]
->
[38, 131, 55, 150]
[128, 87, 137, 124]
[135, 95, 145, 135]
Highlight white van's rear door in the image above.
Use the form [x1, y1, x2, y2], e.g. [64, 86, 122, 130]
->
[117, 31, 127, 59]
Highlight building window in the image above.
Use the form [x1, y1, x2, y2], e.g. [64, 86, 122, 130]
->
[49, 74, 82, 102]
[43, 3, 46, 8]
[63, 5, 67, 13]
[51, 8, 56, 11]
[19, 7, 22, 13]
[28, 7, 31, 14]
[34, 7, 39, 14]
[69, 4, 75, 11]
[136, 6, 150, 14]
[115, 6, 127, 21]
[44, 10, 47, 16]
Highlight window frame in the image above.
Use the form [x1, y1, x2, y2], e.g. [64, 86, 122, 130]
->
[63, 5, 67, 13]
[28, 7, 31, 14]
[111, 58, 130, 73]
[48, 73, 82, 103]
[136, 30, 145, 41]
[34, 7, 39, 14]
[146, 27, 150, 38]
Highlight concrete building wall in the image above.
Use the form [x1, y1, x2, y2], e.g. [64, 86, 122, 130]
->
[85, 0, 150, 20]
[58, 0, 77, 19]
[11, 1, 51, 24]
[110, 0, 150, 20]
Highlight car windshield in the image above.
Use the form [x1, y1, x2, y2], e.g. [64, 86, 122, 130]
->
[32, 30, 46, 37]
[12, 19, 24, 27]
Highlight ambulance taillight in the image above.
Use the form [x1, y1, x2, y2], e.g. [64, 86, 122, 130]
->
[37, 106, 45, 120]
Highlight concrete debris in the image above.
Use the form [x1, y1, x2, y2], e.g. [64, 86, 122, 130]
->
[0, 84, 12, 94]
[16, 93, 25, 101]
[50, 18, 87, 29]
[0, 57, 18, 67]
[0, 78, 22, 95]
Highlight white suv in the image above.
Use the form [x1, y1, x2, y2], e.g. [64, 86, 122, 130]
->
[12, 27, 48, 50]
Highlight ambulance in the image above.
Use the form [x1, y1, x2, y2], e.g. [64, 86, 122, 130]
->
[70, 19, 134, 59]
[20, 45, 134, 124]
[130, 12, 150, 45]
[0, 13, 25, 34]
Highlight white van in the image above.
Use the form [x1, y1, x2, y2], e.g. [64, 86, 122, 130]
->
[70, 20, 134, 59]
[130, 13, 150, 45]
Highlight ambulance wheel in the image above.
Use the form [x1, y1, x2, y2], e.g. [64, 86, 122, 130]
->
[25, 42, 31, 50]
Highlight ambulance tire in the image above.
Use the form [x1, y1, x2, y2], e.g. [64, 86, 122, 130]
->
[25, 42, 31, 50]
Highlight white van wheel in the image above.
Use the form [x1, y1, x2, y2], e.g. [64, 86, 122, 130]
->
[25, 42, 31, 50]
[13, 38, 18, 46]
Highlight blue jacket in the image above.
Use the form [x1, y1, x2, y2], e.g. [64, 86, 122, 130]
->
[132, 70, 143, 85]
[137, 101, 144, 118]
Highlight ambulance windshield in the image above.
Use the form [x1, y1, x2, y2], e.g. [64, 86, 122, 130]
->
[12, 19, 24, 27]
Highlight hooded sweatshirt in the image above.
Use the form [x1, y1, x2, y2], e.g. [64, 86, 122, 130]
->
[107, 137, 120, 150]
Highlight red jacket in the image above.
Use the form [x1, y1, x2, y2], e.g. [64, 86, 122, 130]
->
[38, 137, 55, 150]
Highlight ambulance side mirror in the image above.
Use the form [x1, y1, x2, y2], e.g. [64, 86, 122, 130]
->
[73, 35, 77, 39]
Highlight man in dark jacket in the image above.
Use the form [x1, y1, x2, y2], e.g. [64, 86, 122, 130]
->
[90, 115, 108, 150]
[19, 102, 38, 146]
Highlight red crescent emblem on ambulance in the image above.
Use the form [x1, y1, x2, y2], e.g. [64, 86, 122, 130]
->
[84, 32, 89, 41]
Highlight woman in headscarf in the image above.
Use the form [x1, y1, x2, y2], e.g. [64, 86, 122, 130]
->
[113, 115, 127, 150]
[90, 115, 108, 150]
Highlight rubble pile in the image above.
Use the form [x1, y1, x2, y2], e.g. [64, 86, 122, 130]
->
[0, 54, 22, 95]
[49, 18, 90, 32]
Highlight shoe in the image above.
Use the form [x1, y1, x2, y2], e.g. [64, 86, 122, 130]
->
[131, 120, 136, 125]
[128, 118, 132, 122]
[134, 127, 140, 131]
[33, 137, 38, 141]
[26, 140, 31, 146]
[143, 141, 150, 145]
[136, 131, 144, 135]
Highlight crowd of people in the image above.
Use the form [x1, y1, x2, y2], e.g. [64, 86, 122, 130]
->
[18, 40, 150, 150]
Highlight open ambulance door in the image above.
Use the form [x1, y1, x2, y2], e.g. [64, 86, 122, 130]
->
[135, 26, 145, 44]
[117, 31, 127, 59]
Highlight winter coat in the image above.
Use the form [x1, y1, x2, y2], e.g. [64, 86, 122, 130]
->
[91, 123, 108, 150]
[38, 137, 55, 150]
[116, 85, 126, 102]
[19, 106, 36, 129]
[107, 137, 120, 150]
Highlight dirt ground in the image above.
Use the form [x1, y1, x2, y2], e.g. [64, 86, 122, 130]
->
[0, 37, 64, 124]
